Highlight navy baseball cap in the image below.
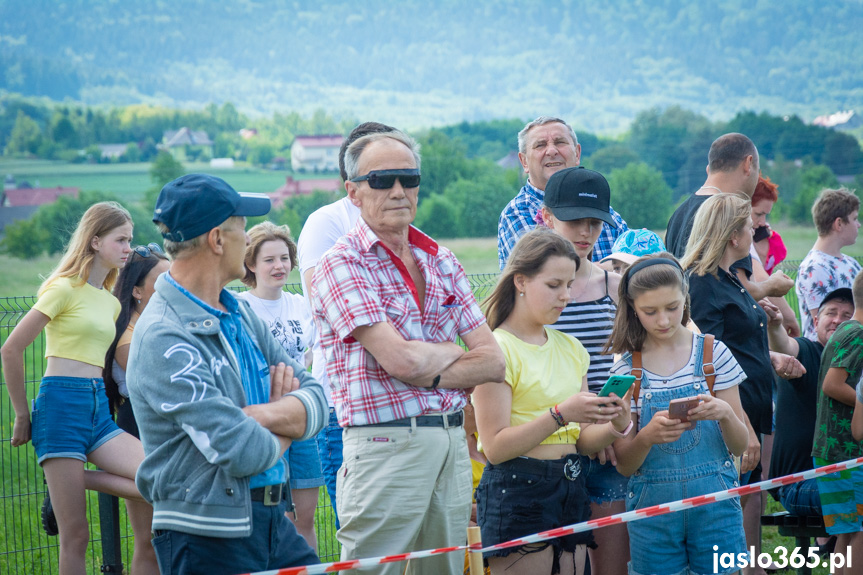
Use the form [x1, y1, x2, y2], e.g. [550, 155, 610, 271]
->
[544, 167, 614, 225]
[820, 287, 853, 309]
[153, 174, 271, 242]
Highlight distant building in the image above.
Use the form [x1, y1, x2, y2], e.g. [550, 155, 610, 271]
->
[0, 186, 80, 234]
[496, 150, 521, 170]
[98, 143, 131, 160]
[269, 176, 342, 208]
[290, 135, 343, 172]
[161, 127, 214, 161]
[812, 110, 862, 131]
[2, 186, 80, 207]
[210, 158, 235, 169]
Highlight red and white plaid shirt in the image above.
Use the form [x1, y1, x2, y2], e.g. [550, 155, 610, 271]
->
[311, 218, 486, 426]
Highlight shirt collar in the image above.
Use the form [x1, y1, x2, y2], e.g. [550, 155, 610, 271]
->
[524, 179, 544, 200]
[164, 271, 237, 318]
[354, 217, 439, 257]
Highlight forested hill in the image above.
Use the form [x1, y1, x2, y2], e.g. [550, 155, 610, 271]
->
[1, 0, 862, 132]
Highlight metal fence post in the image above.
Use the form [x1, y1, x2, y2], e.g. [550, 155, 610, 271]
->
[97, 492, 124, 573]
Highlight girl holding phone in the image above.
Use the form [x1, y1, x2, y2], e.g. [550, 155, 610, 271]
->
[1, 202, 155, 575]
[605, 252, 748, 575]
[472, 229, 631, 575]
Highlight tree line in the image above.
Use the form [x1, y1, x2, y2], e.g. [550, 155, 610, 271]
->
[2, 99, 863, 259]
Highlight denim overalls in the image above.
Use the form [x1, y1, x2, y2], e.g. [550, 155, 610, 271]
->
[623, 335, 746, 575]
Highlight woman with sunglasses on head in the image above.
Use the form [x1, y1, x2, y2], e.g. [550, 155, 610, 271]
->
[1, 202, 157, 575]
[238, 221, 323, 551]
[472, 229, 631, 575]
[100, 242, 169, 574]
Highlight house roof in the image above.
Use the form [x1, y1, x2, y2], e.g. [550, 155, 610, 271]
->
[2, 187, 80, 207]
[163, 127, 213, 147]
[270, 177, 342, 207]
[293, 135, 344, 148]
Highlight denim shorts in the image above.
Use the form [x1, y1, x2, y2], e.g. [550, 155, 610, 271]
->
[31, 376, 124, 464]
[778, 478, 822, 517]
[476, 455, 594, 561]
[288, 437, 324, 490]
[581, 455, 628, 504]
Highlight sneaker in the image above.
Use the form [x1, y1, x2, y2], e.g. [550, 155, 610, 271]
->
[41, 491, 58, 536]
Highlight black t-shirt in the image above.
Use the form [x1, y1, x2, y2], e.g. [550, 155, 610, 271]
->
[665, 194, 710, 259]
[688, 268, 773, 435]
[768, 338, 823, 495]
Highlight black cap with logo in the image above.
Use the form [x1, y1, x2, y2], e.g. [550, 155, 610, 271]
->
[544, 167, 614, 224]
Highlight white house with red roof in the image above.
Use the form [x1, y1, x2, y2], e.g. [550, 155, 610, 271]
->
[290, 135, 343, 172]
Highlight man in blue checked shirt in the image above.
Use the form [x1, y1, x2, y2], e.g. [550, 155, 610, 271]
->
[497, 116, 628, 270]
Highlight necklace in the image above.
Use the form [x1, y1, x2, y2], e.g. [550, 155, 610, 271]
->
[251, 291, 286, 327]
[571, 261, 594, 301]
[698, 185, 722, 193]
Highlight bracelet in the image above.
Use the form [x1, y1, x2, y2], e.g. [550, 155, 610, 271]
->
[609, 419, 634, 438]
[549, 405, 566, 427]
[431, 374, 441, 390]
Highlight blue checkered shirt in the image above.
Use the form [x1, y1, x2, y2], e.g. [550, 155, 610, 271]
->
[497, 180, 629, 270]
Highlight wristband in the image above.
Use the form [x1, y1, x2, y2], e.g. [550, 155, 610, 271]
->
[609, 419, 634, 438]
[549, 404, 566, 427]
[431, 374, 441, 390]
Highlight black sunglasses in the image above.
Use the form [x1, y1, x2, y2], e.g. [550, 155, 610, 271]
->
[350, 169, 421, 190]
[133, 243, 165, 258]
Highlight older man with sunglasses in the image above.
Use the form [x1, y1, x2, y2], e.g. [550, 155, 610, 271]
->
[311, 129, 505, 575]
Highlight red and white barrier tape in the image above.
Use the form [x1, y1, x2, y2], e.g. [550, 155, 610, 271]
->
[242, 456, 863, 575]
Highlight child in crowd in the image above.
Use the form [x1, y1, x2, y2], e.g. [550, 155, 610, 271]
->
[473, 229, 631, 575]
[812, 271, 863, 574]
[238, 221, 322, 550]
[796, 187, 861, 341]
[606, 253, 749, 575]
[598, 228, 667, 276]
[0, 202, 156, 575]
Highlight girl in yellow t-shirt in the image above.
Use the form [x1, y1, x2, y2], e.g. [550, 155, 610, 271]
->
[472, 229, 632, 575]
[1, 202, 158, 575]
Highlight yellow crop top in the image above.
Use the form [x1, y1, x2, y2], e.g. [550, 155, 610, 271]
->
[491, 327, 589, 446]
[33, 277, 121, 367]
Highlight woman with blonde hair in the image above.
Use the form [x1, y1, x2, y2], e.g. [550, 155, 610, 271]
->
[682, 192, 774, 575]
[1, 202, 156, 575]
[237, 220, 323, 550]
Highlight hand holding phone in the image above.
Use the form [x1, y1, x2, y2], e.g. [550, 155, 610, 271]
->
[598, 375, 635, 399]
[668, 397, 701, 431]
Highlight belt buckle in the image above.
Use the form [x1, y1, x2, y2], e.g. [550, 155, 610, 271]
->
[264, 484, 282, 506]
[564, 457, 581, 481]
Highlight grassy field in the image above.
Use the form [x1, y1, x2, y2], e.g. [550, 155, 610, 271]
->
[0, 158, 311, 202]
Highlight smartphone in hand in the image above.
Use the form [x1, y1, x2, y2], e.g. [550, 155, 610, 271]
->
[667, 397, 700, 430]
[598, 375, 635, 399]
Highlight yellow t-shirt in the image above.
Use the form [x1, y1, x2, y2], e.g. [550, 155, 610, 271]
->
[33, 276, 121, 367]
[491, 327, 588, 446]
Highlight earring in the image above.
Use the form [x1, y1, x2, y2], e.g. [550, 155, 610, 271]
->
[519, 292, 524, 297]
[137, 299, 142, 304]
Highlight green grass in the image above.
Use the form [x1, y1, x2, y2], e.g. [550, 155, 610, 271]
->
[0, 158, 308, 202]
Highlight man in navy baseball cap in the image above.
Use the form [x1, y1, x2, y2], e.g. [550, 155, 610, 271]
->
[154, 173, 271, 242]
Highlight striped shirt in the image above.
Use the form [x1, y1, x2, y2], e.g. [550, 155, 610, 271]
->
[609, 333, 746, 416]
[551, 271, 617, 393]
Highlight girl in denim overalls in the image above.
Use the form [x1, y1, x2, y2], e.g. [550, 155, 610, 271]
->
[604, 253, 749, 575]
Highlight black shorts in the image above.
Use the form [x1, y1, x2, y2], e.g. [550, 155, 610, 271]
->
[476, 454, 594, 561]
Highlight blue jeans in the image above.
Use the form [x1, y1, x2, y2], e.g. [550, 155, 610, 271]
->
[151, 497, 318, 574]
[778, 478, 822, 517]
[315, 408, 343, 528]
